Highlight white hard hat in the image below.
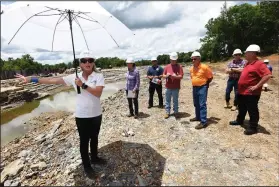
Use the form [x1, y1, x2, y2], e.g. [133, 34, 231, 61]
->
[264, 59, 269, 63]
[232, 49, 242, 55]
[126, 58, 135, 64]
[151, 57, 157, 61]
[191, 51, 201, 58]
[169, 52, 178, 60]
[245, 44, 260, 53]
[79, 50, 95, 59]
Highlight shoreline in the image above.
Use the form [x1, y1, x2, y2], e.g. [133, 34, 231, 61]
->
[1, 86, 74, 114]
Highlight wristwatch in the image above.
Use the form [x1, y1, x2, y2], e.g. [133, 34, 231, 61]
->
[81, 83, 88, 89]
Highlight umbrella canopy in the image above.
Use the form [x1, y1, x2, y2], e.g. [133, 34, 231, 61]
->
[1, 1, 134, 53]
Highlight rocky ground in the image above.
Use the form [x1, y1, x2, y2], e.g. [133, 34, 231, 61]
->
[1, 56, 278, 186]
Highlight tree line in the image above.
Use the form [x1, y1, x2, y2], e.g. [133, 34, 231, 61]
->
[0, 52, 195, 75]
[1, 1, 278, 74]
[199, 1, 279, 62]
[1, 54, 72, 74]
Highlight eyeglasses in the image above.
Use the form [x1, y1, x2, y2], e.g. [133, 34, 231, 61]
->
[80, 58, 94, 63]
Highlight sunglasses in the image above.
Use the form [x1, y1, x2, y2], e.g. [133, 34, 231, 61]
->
[80, 58, 95, 63]
[234, 54, 241, 56]
[192, 58, 198, 61]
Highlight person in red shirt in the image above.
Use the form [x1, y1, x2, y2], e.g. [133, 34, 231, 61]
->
[229, 44, 272, 135]
[162, 52, 184, 119]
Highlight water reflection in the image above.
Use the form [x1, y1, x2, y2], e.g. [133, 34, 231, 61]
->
[1, 82, 125, 146]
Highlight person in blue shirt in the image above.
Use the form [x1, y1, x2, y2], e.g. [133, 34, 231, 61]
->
[146, 57, 164, 108]
[263, 59, 273, 91]
[264, 59, 273, 73]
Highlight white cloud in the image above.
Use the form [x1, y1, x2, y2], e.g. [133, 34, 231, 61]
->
[99, 1, 184, 29]
[1, 1, 242, 64]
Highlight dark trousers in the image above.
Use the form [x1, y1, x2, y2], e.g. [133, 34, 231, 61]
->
[75, 115, 102, 168]
[225, 78, 239, 106]
[148, 83, 163, 107]
[236, 94, 260, 128]
[126, 90, 139, 115]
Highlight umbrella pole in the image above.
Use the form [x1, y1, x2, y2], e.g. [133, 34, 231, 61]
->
[68, 10, 81, 94]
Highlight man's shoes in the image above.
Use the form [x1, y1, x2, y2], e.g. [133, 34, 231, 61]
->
[148, 105, 152, 109]
[190, 117, 200, 122]
[84, 166, 95, 179]
[127, 113, 134, 117]
[134, 114, 139, 119]
[195, 123, 208, 129]
[174, 113, 179, 119]
[229, 121, 243, 126]
[164, 113, 170, 119]
[90, 156, 107, 165]
[224, 102, 232, 109]
[231, 106, 237, 111]
[244, 127, 258, 135]
[158, 105, 164, 109]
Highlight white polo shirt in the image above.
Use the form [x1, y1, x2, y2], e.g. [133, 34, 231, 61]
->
[63, 71, 105, 118]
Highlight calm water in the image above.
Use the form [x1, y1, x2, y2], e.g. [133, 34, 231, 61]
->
[1, 82, 125, 146]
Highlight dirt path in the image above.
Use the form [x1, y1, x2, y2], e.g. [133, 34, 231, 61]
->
[1, 58, 278, 186]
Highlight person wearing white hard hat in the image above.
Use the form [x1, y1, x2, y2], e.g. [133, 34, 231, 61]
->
[229, 44, 272, 135]
[263, 59, 273, 73]
[15, 50, 106, 178]
[125, 57, 140, 118]
[162, 52, 184, 119]
[224, 48, 246, 111]
[189, 51, 213, 129]
[146, 57, 164, 108]
[263, 59, 273, 91]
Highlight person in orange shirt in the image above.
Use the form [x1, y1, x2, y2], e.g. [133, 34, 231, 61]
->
[189, 51, 213, 129]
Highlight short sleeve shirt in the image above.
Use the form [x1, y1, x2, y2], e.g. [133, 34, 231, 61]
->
[63, 71, 105, 118]
[190, 64, 213, 86]
[147, 65, 164, 78]
[238, 60, 271, 95]
[267, 64, 273, 73]
[227, 59, 246, 79]
[163, 64, 184, 89]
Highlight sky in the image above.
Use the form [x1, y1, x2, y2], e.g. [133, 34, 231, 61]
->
[1, 1, 257, 65]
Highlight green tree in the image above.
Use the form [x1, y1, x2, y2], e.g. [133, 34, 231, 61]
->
[200, 2, 279, 62]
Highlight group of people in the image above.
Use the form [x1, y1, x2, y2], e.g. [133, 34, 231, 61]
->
[15, 44, 272, 178]
[223, 45, 272, 135]
[124, 51, 213, 129]
[224, 48, 273, 111]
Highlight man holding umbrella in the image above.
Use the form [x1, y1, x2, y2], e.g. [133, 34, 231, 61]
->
[15, 50, 105, 178]
[146, 57, 164, 109]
